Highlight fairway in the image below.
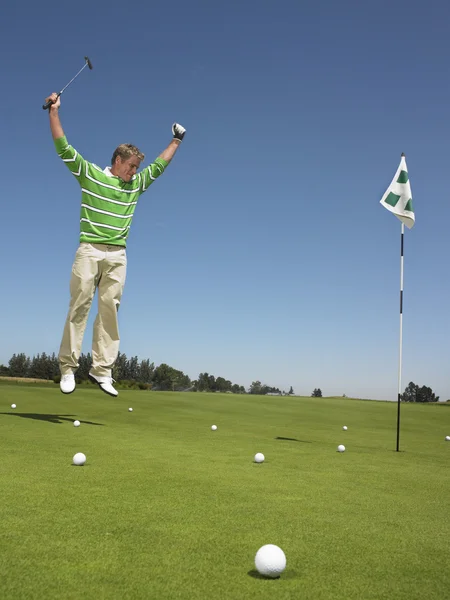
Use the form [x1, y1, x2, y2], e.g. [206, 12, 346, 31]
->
[0, 384, 449, 599]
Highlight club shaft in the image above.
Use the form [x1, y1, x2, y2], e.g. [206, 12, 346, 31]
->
[59, 62, 89, 95]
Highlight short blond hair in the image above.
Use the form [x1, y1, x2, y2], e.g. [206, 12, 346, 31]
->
[111, 144, 144, 165]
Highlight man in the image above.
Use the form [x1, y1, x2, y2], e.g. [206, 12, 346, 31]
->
[45, 92, 186, 397]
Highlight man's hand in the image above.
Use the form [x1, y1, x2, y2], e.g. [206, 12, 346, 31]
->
[172, 123, 186, 142]
[45, 92, 61, 111]
[46, 93, 64, 139]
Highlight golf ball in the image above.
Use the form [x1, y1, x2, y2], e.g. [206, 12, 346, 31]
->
[445, 436, 450, 441]
[337, 444, 346, 452]
[254, 452, 265, 463]
[73, 452, 86, 466]
[211, 425, 217, 431]
[128, 408, 133, 412]
[343, 426, 348, 431]
[11, 404, 16, 409]
[255, 544, 286, 578]
[73, 420, 80, 427]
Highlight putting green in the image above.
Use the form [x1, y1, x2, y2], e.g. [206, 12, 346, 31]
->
[1, 384, 449, 599]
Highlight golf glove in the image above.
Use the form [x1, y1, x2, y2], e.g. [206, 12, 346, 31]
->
[172, 123, 186, 141]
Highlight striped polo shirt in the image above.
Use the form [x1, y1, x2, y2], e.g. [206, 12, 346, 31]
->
[54, 136, 168, 246]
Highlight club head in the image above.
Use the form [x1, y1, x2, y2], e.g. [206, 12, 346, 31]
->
[85, 56, 93, 70]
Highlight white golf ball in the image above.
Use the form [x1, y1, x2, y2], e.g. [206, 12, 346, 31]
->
[337, 444, 346, 453]
[73, 452, 86, 466]
[342, 426, 348, 431]
[73, 420, 80, 427]
[254, 452, 265, 463]
[445, 436, 450, 441]
[128, 408, 133, 412]
[255, 544, 286, 578]
[211, 425, 217, 431]
[11, 404, 16, 409]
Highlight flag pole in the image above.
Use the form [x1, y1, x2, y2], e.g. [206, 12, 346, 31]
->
[396, 215, 405, 452]
[379, 150, 414, 452]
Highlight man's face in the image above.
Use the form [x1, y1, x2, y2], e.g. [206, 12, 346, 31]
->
[114, 155, 141, 182]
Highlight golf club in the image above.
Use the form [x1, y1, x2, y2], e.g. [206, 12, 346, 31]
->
[42, 56, 93, 110]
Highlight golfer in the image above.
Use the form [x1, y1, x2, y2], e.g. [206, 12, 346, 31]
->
[45, 92, 186, 397]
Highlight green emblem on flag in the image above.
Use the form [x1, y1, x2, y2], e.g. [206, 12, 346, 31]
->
[380, 156, 415, 229]
[397, 171, 409, 184]
[384, 192, 401, 207]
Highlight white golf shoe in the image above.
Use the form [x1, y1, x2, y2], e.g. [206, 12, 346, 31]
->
[60, 373, 76, 394]
[88, 372, 118, 397]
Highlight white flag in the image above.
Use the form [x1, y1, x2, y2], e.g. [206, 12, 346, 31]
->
[380, 155, 415, 229]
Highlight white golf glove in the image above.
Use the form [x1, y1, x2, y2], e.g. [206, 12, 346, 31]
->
[172, 123, 186, 142]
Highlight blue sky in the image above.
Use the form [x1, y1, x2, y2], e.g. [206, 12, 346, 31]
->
[1, 0, 450, 400]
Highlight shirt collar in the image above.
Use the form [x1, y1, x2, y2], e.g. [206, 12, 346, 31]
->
[103, 166, 136, 182]
[103, 166, 115, 177]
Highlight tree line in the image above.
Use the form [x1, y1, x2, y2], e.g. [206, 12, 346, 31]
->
[1, 354, 440, 401]
[0, 352, 295, 394]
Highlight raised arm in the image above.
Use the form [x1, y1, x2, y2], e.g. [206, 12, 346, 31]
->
[45, 92, 64, 140]
[138, 123, 186, 193]
[44, 92, 86, 181]
[158, 123, 186, 163]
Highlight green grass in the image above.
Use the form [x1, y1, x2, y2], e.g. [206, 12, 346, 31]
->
[0, 385, 449, 599]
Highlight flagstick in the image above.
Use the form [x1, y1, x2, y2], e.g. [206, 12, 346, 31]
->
[396, 222, 405, 452]
[380, 151, 413, 451]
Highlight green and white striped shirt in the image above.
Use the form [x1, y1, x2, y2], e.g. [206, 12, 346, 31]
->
[54, 136, 168, 246]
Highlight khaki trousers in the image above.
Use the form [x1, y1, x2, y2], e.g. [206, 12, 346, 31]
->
[59, 243, 127, 378]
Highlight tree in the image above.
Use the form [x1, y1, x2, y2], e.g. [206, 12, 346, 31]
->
[8, 353, 30, 378]
[128, 356, 140, 382]
[311, 388, 322, 397]
[28, 352, 58, 380]
[77, 353, 93, 381]
[173, 370, 191, 391]
[288, 386, 294, 395]
[249, 381, 263, 395]
[208, 375, 216, 392]
[138, 359, 155, 384]
[196, 372, 211, 391]
[215, 377, 232, 393]
[402, 382, 439, 403]
[194, 372, 243, 393]
[28, 354, 43, 379]
[402, 381, 418, 402]
[48, 353, 60, 380]
[152, 363, 174, 390]
[153, 363, 191, 391]
[415, 385, 439, 403]
[0, 364, 9, 376]
[249, 382, 282, 395]
[262, 386, 281, 395]
[112, 352, 129, 381]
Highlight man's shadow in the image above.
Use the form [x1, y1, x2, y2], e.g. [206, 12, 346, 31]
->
[0, 413, 104, 425]
[275, 436, 312, 443]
